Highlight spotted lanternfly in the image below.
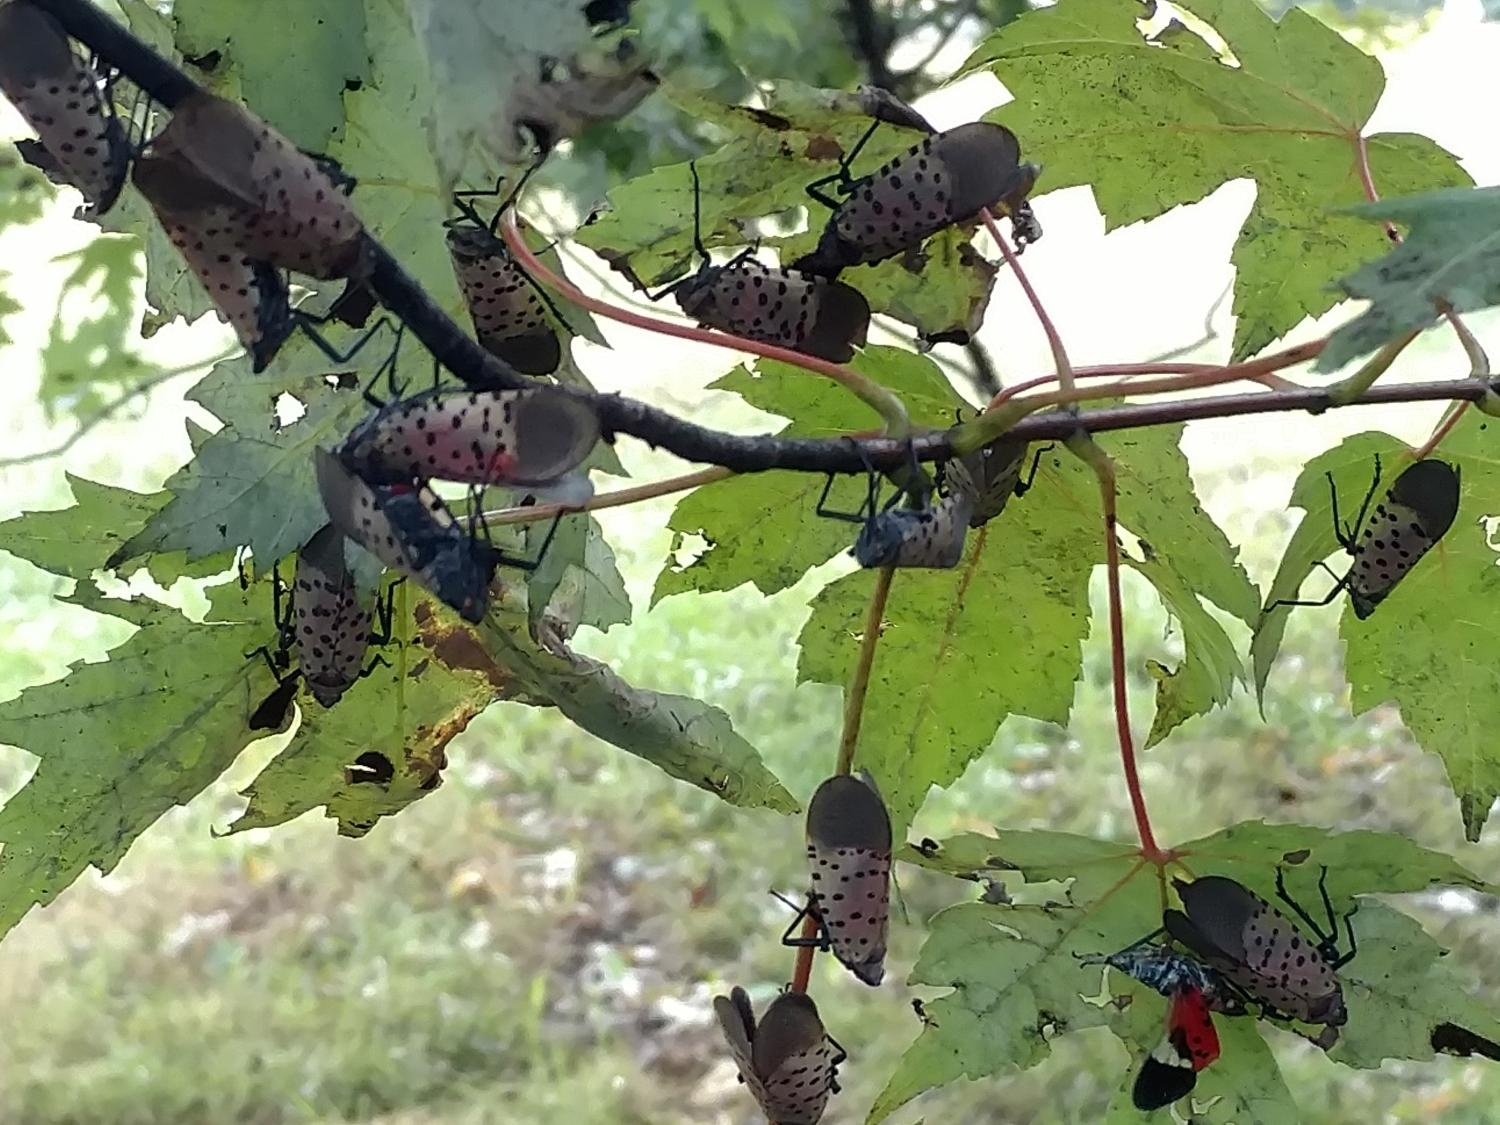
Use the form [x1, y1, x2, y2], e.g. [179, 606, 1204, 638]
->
[1274, 455, 1459, 620]
[784, 773, 892, 986]
[1132, 986, 1220, 1111]
[132, 150, 295, 371]
[652, 163, 871, 362]
[1077, 941, 1245, 1015]
[340, 387, 600, 489]
[447, 224, 562, 376]
[853, 488, 973, 569]
[713, 986, 845, 1125]
[292, 523, 397, 708]
[793, 121, 1040, 278]
[944, 439, 1045, 528]
[676, 257, 871, 363]
[143, 91, 364, 279]
[0, 3, 131, 217]
[1163, 867, 1355, 1030]
[313, 448, 500, 624]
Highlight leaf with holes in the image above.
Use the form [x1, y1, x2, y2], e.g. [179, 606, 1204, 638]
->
[230, 590, 497, 838]
[959, 0, 1471, 359]
[0, 583, 266, 941]
[876, 821, 1493, 1122]
[799, 421, 1255, 831]
[1318, 186, 1500, 371]
[173, 0, 369, 152]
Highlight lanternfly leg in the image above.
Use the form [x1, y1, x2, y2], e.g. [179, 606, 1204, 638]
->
[772, 890, 832, 950]
[1329, 455, 1382, 552]
[805, 119, 881, 210]
[1014, 443, 1054, 498]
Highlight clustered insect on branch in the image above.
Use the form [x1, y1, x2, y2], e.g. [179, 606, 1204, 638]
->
[4, 0, 1495, 1118]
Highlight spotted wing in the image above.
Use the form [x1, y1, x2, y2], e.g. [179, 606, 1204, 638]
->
[344, 388, 599, 487]
[753, 993, 839, 1125]
[1236, 901, 1343, 1022]
[806, 774, 891, 986]
[293, 523, 373, 708]
[0, 4, 130, 216]
[132, 154, 295, 372]
[676, 261, 869, 363]
[828, 122, 1034, 267]
[314, 448, 431, 575]
[447, 226, 561, 375]
[154, 91, 363, 279]
[853, 492, 972, 569]
[1348, 458, 1459, 619]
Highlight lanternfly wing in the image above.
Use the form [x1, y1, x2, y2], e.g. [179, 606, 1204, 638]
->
[1080, 942, 1244, 1015]
[149, 91, 364, 279]
[853, 491, 973, 569]
[714, 988, 841, 1125]
[132, 151, 295, 372]
[796, 122, 1039, 275]
[675, 260, 870, 363]
[447, 225, 562, 376]
[1132, 987, 1219, 1111]
[1348, 457, 1459, 619]
[806, 773, 892, 986]
[0, 3, 130, 216]
[753, 992, 840, 1125]
[314, 448, 498, 624]
[1165, 874, 1345, 1026]
[342, 388, 600, 488]
[946, 438, 1030, 527]
[292, 523, 373, 708]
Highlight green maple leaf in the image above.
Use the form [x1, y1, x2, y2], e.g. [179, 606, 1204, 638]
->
[1318, 186, 1500, 371]
[0, 584, 265, 940]
[798, 422, 1256, 831]
[959, 0, 1470, 359]
[876, 821, 1494, 1122]
[231, 588, 498, 838]
[479, 600, 796, 812]
[575, 83, 997, 343]
[1252, 420, 1500, 839]
[173, 0, 370, 152]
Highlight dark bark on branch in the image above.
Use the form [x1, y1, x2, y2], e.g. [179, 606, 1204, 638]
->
[28, 0, 1492, 477]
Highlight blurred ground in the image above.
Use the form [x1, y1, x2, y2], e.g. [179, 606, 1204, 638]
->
[2, 3, 1500, 1123]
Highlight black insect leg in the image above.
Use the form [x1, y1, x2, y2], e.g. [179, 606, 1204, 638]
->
[1329, 455, 1382, 553]
[1275, 864, 1355, 968]
[1265, 562, 1352, 615]
[1014, 443, 1056, 498]
[805, 119, 880, 210]
[826, 1032, 850, 1085]
[814, 439, 882, 523]
[774, 890, 832, 950]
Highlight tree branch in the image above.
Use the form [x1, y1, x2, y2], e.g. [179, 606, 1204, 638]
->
[30, 0, 1499, 478]
[842, 0, 901, 93]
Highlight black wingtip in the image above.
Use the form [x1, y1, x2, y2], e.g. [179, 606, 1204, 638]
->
[1132, 1055, 1197, 1111]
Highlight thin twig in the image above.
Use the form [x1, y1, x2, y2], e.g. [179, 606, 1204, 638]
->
[982, 210, 1074, 394]
[1068, 435, 1163, 860]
